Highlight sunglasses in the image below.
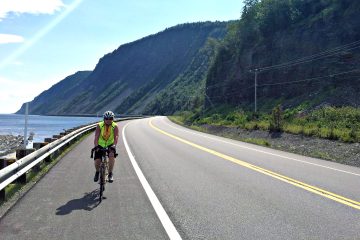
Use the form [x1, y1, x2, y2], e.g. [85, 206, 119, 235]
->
[104, 117, 113, 120]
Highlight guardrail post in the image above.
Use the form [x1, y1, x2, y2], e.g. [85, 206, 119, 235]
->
[51, 149, 60, 159]
[15, 148, 35, 183]
[0, 158, 9, 200]
[34, 142, 46, 150]
[0, 188, 5, 201]
[44, 139, 53, 163]
[45, 154, 52, 163]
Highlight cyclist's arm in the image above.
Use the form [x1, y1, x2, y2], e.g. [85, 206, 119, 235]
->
[94, 124, 100, 147]
[113, 125, 119, 146]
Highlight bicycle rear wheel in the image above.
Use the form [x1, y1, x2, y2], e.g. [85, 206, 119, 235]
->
[99, 165, 106, 202]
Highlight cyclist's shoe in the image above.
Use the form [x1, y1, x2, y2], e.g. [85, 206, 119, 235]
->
[94, 171, 99, 182]
[108, 172, 114, 183]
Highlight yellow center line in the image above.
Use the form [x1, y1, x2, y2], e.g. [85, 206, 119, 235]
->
[149, 119, 360, 210]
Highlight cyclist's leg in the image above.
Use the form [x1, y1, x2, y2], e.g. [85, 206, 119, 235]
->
[108, 155, 115, 173]
[108, 148, 116, 173]
[93, 158, 100, 182]
[94, 146, 105, 171]
[93, 148, 103, 182]
[108, 148, 116, 182]
[94, 158, 101, 171]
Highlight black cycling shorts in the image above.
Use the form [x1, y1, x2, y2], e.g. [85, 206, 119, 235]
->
[94, 146, 117, 160]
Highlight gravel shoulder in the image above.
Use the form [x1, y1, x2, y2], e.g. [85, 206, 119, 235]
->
[184, 124, 360, 168]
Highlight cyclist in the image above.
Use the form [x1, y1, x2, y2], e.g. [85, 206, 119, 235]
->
[93, 111, 119, 183]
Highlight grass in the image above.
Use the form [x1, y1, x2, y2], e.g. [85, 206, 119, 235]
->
[241, 138, 271, 147]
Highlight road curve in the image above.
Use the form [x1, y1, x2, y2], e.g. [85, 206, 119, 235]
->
[1, 116, 359, 239]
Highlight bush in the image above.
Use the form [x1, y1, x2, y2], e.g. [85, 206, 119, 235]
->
[303, 124, 318, 136]
[244, 121, 258, 130]
[257, 120, 270, 130]
[269, 105, 283, 132]
[283, 124, 303, 134]
[319, 127, 331, 139]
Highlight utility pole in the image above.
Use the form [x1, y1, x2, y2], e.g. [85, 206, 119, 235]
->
[23, 103, 29, 149]
[254, 69, 259, 113]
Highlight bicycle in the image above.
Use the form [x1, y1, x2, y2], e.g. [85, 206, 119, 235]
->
[91, 146, 111, 203]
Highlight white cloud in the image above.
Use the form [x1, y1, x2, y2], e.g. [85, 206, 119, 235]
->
[0, 34, 24, 44]
[0, 76, 59, 113]
[0, 0, 65, 20]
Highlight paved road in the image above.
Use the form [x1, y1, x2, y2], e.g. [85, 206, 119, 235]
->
[0, 117, 359, 239]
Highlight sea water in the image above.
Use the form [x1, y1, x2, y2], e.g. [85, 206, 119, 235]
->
[0, 114, 101, 143]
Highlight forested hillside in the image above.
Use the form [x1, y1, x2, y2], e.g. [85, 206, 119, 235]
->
[17, 22, 228, 115]
[206, 0, 360, 111]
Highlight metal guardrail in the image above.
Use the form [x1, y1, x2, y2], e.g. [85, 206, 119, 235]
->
[0, 117, 143, 193]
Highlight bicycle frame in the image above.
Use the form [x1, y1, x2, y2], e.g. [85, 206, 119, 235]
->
[91, 147, 110, 203]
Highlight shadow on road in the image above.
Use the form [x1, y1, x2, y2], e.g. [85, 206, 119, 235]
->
[56, 189, 100, 215]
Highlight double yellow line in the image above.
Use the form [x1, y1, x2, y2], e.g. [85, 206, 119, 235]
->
[149, 119, 360, 210]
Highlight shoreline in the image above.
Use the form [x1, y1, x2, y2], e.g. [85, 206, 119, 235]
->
[0, 135, 23, 158]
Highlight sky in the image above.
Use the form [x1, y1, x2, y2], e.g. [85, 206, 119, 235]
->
[0, 0, 243, 114]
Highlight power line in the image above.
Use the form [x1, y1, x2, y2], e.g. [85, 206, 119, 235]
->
[205, 69, 360, 99]
[205, 69, 360, 101]
[258, 69, 360, 87]
[204, 40, 360, 112]
[251, 39, 360, 72]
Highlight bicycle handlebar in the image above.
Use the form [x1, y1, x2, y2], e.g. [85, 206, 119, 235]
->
[90, 146, 118, 158]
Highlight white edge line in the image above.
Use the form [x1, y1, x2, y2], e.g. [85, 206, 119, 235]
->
[162, 117, 360, 177]
[122, 122, 182, 240]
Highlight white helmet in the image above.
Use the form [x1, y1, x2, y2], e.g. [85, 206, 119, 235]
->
[103, 111, 115, 119]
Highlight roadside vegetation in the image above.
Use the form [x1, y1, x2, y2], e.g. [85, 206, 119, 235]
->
[171, 105, 360, 143]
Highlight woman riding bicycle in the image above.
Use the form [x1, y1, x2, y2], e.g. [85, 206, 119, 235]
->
[93, 111, 119, 183]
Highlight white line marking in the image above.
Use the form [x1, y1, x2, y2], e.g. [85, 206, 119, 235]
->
[123, 122, 182, 240]
[161, 117, 360, 177]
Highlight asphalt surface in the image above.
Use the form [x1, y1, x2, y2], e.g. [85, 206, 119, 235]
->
[1, 116, 359, 239]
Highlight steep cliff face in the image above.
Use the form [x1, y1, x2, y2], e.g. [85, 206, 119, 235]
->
[142, 38, 221, 115]
[17, 22, 228, 115]
[206, 0, 360, 111]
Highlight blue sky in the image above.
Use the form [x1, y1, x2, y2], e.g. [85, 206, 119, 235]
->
[0, 0, 243, 114]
